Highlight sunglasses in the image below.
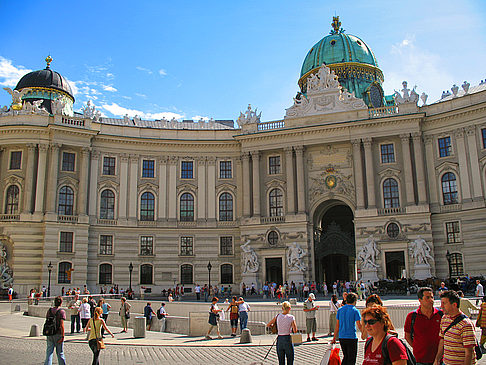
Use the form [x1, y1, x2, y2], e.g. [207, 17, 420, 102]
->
[363, 319, 379, 325]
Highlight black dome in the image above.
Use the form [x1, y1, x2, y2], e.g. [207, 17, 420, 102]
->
[15, 67, 74, 101]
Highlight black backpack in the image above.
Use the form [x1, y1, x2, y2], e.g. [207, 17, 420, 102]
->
[42, 308, 59, 336]
[157, 307, 165, 320]
[365, 334, 417, 365]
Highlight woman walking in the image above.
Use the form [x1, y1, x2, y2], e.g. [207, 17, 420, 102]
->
[119, 297, 131, 333]
[86, 307, 114, 365]
[267, 301, 297, 365]
[226, 296, 239, 337]
[98, 298, 111, 337]
[80, 297, 91, 333]
[328, 294, 339, 336]
[205, 297, 223, 340]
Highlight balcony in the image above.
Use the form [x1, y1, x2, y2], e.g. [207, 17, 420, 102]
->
[97, 219, 118, 226]
[58, 215, 78, 223]
[440, 203, 462, 213]
[257, 120, 285, 131]
[377, 207, 405, 216]
[0, 214, 20, 221]
[138, 220, 157, 226]
[368, 105, 399, 119]
[260, 216, 285, 224]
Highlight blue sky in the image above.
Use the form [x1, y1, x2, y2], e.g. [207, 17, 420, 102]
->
[1, 0, 485, 122]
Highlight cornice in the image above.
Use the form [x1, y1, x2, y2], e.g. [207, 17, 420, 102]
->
[424, 104, 486, 126]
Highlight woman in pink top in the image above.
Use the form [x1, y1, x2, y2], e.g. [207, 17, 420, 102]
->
[267, 301, 297, 365]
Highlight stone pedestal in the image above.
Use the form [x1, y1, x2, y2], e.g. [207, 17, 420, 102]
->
[287, 271, 305, 286]
[413, 264, 432, 280]
[29, 324, 39, 337]
[241, 273, 259, 293]
[240, 328, 252, 343]
[361, 268, 379, 284]
[133, 316, 146, 338]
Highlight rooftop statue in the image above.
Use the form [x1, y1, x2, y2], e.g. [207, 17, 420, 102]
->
[393, 81, 419, 105]
[237, 104, 261, 126]
[3, 87, 30, 111]
[82, 100, 101, 121]
[51, 96, 66, 116]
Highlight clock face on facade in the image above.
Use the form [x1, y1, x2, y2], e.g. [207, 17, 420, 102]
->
[369, 84, 383, 108]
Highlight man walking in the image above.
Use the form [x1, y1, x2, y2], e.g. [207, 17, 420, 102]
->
[144, 302, 156, 330]
[43, 296, 66, 365]
[303, 293, 319, 342]
[195, 284, 201, 301]
[434, 290, 477, 365]
[331, 292, 362, 365]
[67, 293, 81, 333]
[404, 287, 443, 365]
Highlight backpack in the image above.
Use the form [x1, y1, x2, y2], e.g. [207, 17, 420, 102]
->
[43, 308, 59, 336]
[365, 334, 416, 365]
[410, 308, 443, 341]
[157, 307, 166, 320]
[443, 314, 483, 361]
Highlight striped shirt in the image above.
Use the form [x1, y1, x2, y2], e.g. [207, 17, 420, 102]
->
[276, 313, 295, 336]
[439, 313, 476, 365]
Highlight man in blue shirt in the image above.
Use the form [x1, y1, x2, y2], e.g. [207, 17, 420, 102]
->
[331, 292, 363, 365]
[144, 302, 156, 331]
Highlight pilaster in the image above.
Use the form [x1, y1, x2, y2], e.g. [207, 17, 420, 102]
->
[251, 151, 261, 217]
[118, 154, 129, 220]
[295, 146, 306, 213]
[197, 157, 206, 220]
[34, 144, 49, 215]
[207, 157, 216, 220]
[454, 128, 471, 201]
[465, 126, 483, 199]
[45, 143, 61, 214]
[241, 153, 251, 217]
[411, 132, 427, 204]
[168, 156, 178, 220]
[424, 136, 438, 205]
[128, 155, 139, 219]
[285, 147, 295, 214]
[351, 140, 365, 209]
[22, 143, 37, 214]
[88, 150, 100, 216]
[363, 138, 376, 208]
[77, 147, 90, 216]
[400, 134, 415, 205]
[158, 156, 168, 220]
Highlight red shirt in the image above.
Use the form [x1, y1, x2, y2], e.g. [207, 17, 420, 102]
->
[363, 336, 408, 365]
[404, 307, 442, 363]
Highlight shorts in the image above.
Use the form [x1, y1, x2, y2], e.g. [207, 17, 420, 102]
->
[146, 317, 152, 326]
[306, 318, 316, 333]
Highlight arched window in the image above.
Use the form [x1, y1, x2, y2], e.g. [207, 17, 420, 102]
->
[58, 186, 74, 215]
[383, 178, 400, 208]
[99, 263, 112, 284]
[219, 192, 233, 221]
[140, 192, 155, 221]
[180, 193, 194, 221]
[221, 264, 233, 284]
[58, 262, 72, 284]
[4, 185, 19, 214]
[442, 172, 458, 205]
[140, 264, 153, 285]
[180, 264, 193, 284]
[269, 188, 283, 217]
[448, 253, 464, 277]
[100, 189, 115, 219]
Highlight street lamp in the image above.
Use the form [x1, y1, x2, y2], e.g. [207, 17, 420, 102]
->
[446, 250, 452, 280]
[128, 262, 133, 292]
[47, 262, 53, 297]
[207, 261, 212, 288]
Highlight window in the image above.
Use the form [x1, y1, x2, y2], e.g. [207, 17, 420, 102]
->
[102, 156, 116, 175]
[100, 189, 115, 219]
[386, 223, 400, 239]
[269, 188, 283, 216]
[180, 236, 193, 256]
[220, 236, 233, 255]
[446, 221, 461, 244]
[4, 185, 19, 214]
[448, 253, 464, 277]
[140, 264, 153, 285]
[219, 193, 233, 221]
[58, 186, 74, 215]
[59, 232, 74, 252]
[62, 152, 75, 172]
[180, 193, 194, 221]
[99, 235, 113, 255]
[380, 144, 395, 163]
[140, 236, 154, 256]
[482, 128, 486, 149]
[269, 156, 281, 175]
[438, 137, 452, 157]
[140, 192, 155, 221]
[58, 262, 72, 284]
[268, 231, 279, 245]
[142, 159, 155, 178]
[219, 161, 232, 179]
[221, 264, 233, 284]
[441, 172, 458, 205]
[180, 264, 193, 284]
[383, 178, 400, 208]
[181, 161, 193, 179]
[99, 264, 113, 284]
[9, 151, 22, 170]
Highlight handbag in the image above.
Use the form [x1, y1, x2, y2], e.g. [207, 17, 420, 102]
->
[269, 314, 278, 334]
[94, 319, 105, 350]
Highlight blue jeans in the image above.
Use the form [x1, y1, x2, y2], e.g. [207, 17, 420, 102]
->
[239, 311, 248, 330]
[44, 334, 66, 365]
[276, 335, 294, 365]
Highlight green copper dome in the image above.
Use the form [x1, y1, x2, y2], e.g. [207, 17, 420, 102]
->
[299, 17, 385, 108]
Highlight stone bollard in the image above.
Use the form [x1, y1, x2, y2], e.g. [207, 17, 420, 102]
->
[133, 316, 146, 338]
[289, 298, 297, 305]
[240, 328, 252, 343]
[29, 324, 40, 337]
[15, 304, 21, 312]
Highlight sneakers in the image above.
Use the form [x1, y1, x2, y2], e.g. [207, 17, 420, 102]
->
[231, 333, 236, 337]
[205, 335, 212, 340]
[217, 335, 223, 339]
[312, 337, 319, 341]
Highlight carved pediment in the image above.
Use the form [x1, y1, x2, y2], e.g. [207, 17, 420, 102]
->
[98, 180, 119, 192]
[435, 161, 459, 176]
[3, 174, 24, 186]
[265, 179, 286, 190]
[378, 167, 401, 178]
[58, 176, 78, 188]
[216, 182, 237, 195]
[177, 182, 197, 195]
[138, 182, 159, 194]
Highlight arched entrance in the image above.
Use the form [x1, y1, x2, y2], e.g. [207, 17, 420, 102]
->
[314, 201, 355, 286]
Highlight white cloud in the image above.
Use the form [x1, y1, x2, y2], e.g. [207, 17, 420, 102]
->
[101, 102, 184, 120]
[191, 115, 210, 122]
[135, 93, 147, 98]
[136, 66, 153, 74]
[0, 56, 32, 87]
[106, 73, 114, 79]
[158, 69, 167, 76]
[102, 84, 117, 92]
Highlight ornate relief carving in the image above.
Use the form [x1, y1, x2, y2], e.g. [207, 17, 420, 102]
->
[58, 176, 79, 188]
[3, 174, 24, 186]
[98, 179, 119, 192]
[378, 167, 401, 178]
[168, 156, 178, 165]
[120, 153, 129, 163]
[91, 150, 100, 160]
[207, 157, 216, 165]
[177, 182, 197, 195]
[216, 182, 237, 195]
[38, 144, 49, 152]
[237, 104, 262, 126]
[309, 166, 355, 204]
[265, 178, 286, 190]
[138, 182, 159, 194]
[453, 128, 464, 138]
[465, 125, 476, 136]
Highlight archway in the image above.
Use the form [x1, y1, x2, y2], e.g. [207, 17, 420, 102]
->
[313, 201, 355, 286]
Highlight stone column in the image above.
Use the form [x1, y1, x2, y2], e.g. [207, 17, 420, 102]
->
[251, 151, 261, 217]
[207, 157, 216, 220]
[158, 156, 167, 220]
[351, 140, 365, 209]
[424, 136, 439, 205]
[197, 157, 206, 220]
[285, 147, 295, 214]
[454, 128, 471, 202]
[363, 138, 376, 208]
[88, 150, 100, 216]
[128, 155, 139, 219]
[465, 126, 483, 199]
[22, 143, 37, 214]
[34, 144, 49, 214]
[400, 134, 415, 205]
[77, 147, 90, 216]
[168, 157, 177, 220]
[118, 154, 129, 220]
[295, 146, 306, 213]
[45, 143, 60, 213]
[411, 132, 427, 204]
[241, 153, 251, 217]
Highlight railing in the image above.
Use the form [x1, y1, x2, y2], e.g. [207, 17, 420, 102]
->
[368, 105, 399, 118]
[0, 214, 20, 221]
[57, 215, 79, 223]
[178, 221, 197, 227]
[258, 120, 285, 131]
[260, 216, 286, 224]
[96, 218, 117, 226]
[217, 220, 238, 227]
[61, 116, 86, 127]
[377, 207, 405, 216]
[440, 203, 462, 213]
[139, 220, 157, 226]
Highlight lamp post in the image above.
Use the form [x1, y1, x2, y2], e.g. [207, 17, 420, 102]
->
[207, 261, 212, 288]
[128, 262, 133, 292]
[47, 262, 53, 297]
[446, 250, 452, 280]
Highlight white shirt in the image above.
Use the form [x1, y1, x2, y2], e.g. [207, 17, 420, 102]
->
[477, 283, 484, 297]
[195, 285, 201, 293]
[238, 302, 250, 312]
[276, 313, 295, 336]
[79, 303, 91, 319]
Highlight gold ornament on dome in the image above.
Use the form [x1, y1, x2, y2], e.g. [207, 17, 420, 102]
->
[45, 55, 52, 69]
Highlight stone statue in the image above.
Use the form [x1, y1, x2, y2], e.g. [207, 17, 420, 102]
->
[0, 242, 13, 289]
[287, 242, 307, 272]
[357, 235, 380, 269]
[3, 87, 29, 110]
[82, 100, 101, 120]
[451, 84, 459, 97]
[51, 96, 66, 115]
[462, 81, 470, 94]
[420, 92, 428, 106]
[22, 100, 48, 115]
[409, 236, 434, 266]
[237, 104, 261, 126]
[393, 81, 419, 105]
[241, 240, 259, 273]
